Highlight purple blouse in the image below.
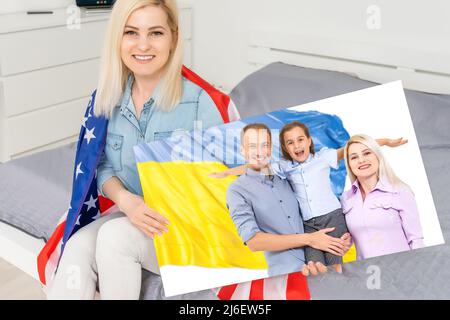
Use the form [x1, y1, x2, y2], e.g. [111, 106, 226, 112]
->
[341, 178, 425, 260]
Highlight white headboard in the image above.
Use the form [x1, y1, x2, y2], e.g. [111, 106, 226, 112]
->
[248, 29, 450, 94]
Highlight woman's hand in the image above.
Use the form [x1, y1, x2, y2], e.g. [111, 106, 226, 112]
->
[301, 261, 328, 276]
[302, 232, 352, 276]
[118, 191, 169, 239]
[341, 232, 352, 253]
[308, 227, 346, 256]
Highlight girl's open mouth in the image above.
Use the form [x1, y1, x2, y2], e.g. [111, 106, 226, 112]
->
[294, 149, 305, 157]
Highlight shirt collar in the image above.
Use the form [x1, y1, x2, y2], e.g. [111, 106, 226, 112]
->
[374, 177, 396, 193]
[245, 167, 274, 182]
[289, 153, 312, 167]
[119, 74, 160, 116]
[351, 176, 396, 194]
[304, 153, 313, 163]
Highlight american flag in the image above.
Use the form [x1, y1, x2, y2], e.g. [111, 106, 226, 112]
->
[36, 90, 117, 286]
[36, 66, 309, 300]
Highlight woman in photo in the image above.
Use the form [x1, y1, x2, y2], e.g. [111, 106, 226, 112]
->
[341, 134, 425, 260]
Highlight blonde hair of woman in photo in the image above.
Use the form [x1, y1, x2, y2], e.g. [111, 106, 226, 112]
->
[341, 134, 425, 261]
[46, 0, 230, 300]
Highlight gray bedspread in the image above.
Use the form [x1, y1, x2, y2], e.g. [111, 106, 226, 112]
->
[1, 62, 449, 299]
[0, 145, 74, 241]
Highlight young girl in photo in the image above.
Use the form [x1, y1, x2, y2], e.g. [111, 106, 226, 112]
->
[211, 121, 407, 273]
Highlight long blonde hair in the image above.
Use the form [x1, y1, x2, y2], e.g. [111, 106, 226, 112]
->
[344, 134, 409, 190]
[94, 0, 183, 118]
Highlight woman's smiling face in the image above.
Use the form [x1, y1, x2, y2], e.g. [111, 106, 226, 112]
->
[348, 142, 379, 179]
[283, 127, 312, 163]
[121, 5, 174, 80]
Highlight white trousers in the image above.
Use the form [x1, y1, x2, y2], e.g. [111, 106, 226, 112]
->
[46, 211, 160, 300]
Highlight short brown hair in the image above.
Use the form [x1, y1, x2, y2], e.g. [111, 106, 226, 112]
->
[279, 121, 315, 161]
[241, 123, 272, 145]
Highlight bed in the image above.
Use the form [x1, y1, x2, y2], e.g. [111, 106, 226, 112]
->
[1, 42, 450, 299]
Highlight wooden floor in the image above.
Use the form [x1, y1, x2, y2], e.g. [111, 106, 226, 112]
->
[0, 258, 46, 300]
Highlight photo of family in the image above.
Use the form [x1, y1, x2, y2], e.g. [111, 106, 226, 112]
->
[212, 121, 420, 277]
[133, 81, 443, 297]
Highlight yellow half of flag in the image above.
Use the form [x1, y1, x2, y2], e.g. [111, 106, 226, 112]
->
[343, 245, 357, 263]
[137, 161, 268, 270]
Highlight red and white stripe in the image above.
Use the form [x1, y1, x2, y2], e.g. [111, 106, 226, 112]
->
[216, 272, 311, 300]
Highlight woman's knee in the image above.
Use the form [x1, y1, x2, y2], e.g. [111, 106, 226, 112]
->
[60, 212, 124, 263]
[95, 216, 159, 274]
[50, 227, 99, 296]
[96, 217, 139, 258]
[62, 228, 97, 262]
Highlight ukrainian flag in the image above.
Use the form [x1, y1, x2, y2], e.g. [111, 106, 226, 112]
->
[134, 109, 355, 296]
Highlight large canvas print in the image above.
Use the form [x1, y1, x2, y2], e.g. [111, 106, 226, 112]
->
[134, 81, 444, 297]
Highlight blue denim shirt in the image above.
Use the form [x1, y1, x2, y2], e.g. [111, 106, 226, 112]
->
[97, 75, 224, 196]
[271, 147, 341, 221]
[226, 168, 306, 277]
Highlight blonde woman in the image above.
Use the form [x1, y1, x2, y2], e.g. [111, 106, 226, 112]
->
[341, 134, 425, 261]
[46, 0, 235, 299]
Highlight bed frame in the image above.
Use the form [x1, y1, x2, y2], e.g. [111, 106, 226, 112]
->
[0, 222, 44, 280]
[247, 29, 450, 95]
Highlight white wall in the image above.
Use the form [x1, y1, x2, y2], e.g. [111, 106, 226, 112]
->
[0, 0, 74, 15]
[190, 0, 450, 91]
